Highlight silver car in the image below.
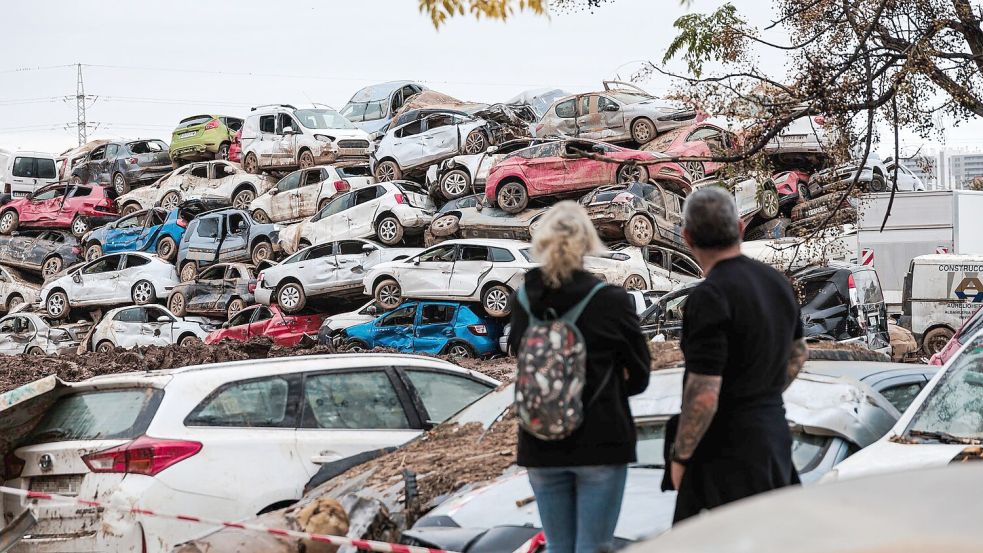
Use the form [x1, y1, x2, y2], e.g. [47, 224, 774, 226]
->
[0, 265, 39, 313]
[88, 304, 213, 352]
[371, 112, 493, 181]
[116, 161, 278, 215]
[0, 311, 89, 355]
[535, 81, 696, 144]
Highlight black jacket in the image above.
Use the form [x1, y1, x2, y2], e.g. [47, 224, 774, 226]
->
[509, 269, 652, 467]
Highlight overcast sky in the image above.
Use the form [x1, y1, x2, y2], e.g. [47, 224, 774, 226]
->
[2, 0, 981, 156]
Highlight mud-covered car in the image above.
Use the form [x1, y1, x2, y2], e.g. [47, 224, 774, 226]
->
[806, 155, 923, 197]
[89, 304, 212, 352]
[70, 139, 173, 195]
[169, 114, 243, 164]
[425, 138, 556, 202]
[167, 262, 256, 320]
[175, 208, 280, 282]
[81, 207, 188, 262]
[582, 244, 694, 292]
[426, 194, 547, 245]
[0, 265, 40, 312]
[0, 311, 90, 355]
[692, 175, 781, 223]
[0, 230, 81, 279]
[116, 160, 278, 215]
[204, 303, 324, 346]
[0, 182, 119, 238]
[248, 164, 374, 224]
[372, 112, 495, 182]
[580, 181, 685, 247]
[642, 121, 740, 180]
[341, 80, 428, 133]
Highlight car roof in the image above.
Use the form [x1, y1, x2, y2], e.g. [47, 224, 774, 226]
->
[348, 81, 420, 102]
[803, 360, 938, 384]
[434, 238, 531, 249]
[7, 150, 57, 158]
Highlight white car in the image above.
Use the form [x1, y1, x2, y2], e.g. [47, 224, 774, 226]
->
[316, 299, 380, 341]
[89, 304, 213, 352]
[0, 312, 89, 355]
[39, 252, 180, 319]
[363, 238, 535, 317]
[371, 112, 492, 181]
[0, 150, 60, 198]
[0, 265, 39, 313]
[825, 328, 983, 483]
[248, 164, 374, 224]
[585, 244, 698, 292]
[1, 354, 498, 553]
[116, 161, 278, 215]
[255, 239, 420, 312]
[297, 181, 435, 247]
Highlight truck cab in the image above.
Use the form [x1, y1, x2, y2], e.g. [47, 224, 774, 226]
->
[901, 254, 983, 356]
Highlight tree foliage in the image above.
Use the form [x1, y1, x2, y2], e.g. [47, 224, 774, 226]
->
[662, 3, 750, 78]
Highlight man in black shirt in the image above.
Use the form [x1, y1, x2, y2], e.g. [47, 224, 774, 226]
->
[669, 187, 808, 523]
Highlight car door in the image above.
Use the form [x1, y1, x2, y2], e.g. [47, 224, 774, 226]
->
[246, 305, 275, 338]
[551, 98, 579, 137]
[398, 366, 495, 425]
[101, 144, 121, 184]
[83, 145, 109, 183]
[219, 212, 250, 262]
[524, 142, 570, 194]
[185, 215, 223, 265]
[308, 192, 355, 244]
[412, 303, 456, 353]
[346, 185, 384, 239]
[222, 306, 256, 341]
[297, 243, 337, 295]
[389, 119, 426, 167]
[275, 114, 299, 167]
[596, 95, 625, 138]
[403, 244, 456, 297]
[369, 304, 416, 351]
[104, 211, 146, 253]
[223, 265, 246, 305]
[419, 114, 463, 164]
[0, 316, 25, 355]
[77, 254, 124, 302]
[189, 265, 226, 312]
[255, 115, 278, 167]
[873, 374, 930, 413]
[574, 95, 603, 139]
[142, 305, 176, 346]
[448, 244, 493, 296]
[135, 209, 167, 250]
[293, 367, 421, 476]
[270, 170, 302, 221]
[296, 168, 327, 218]
[107, 307, 144, 348]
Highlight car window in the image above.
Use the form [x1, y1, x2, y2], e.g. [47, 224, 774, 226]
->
[854, 269, 884, 304]
[83, 255, 121, 274]
[148, 210, 166, 227]
[106, 144, 120, 158]
[315, 192, 354, 220]
[259, 115, 276, 134]
[276, 114, 297, 134]
[224, 117, 243, 131]
[379, 305, 416, 326]
[225, 266, 243, 280]
[458, 245, 489, 262]
[12, 157, 56, 179]
[687, 127, 721, 142]
[354, 187, 379, 205]
[634, 420, 666, 466]
[879, 381, 926, 413]
[186, 377, 293, 428]
[67, 185, 92, 199]
[790, 431, 831, 473]
[23, 388, 163, 445]
[277, 171, 302, 192]
[226, 213, 247, 235]
[115, 213, 143, 229]
[301, 169, 324, 187]
[195, 217, 221, 239]
[228, 307, 254, 327]
[189, 164, 209, 179]
[489, 247, 515, 262]
[420, 304, 455, 325]
[403, 369, 492, 422]
[906, 335, 983, 441]
[424, 113, 458, 131]
[127, 140, 167, 154]
[123, 255, 150, 269]
[598, 96, 618, 112]
[579, 96, 591, 116]
[145, 306, 172, 322]
[198, 265, 224, 280]
[418, 244, 456, 263]
[253, 306, 273, 323]
[31, 187, 65, 201]
[113, 308, 145, 323]
[671, 255, 702, 278]
[337, 240, 368, 255]
[302, 371, 410, 429]
[555, 98, 576, 118]
[798, 278, 846, 311]
[306, 244, 334, 260]
[0, 318, 16, 334]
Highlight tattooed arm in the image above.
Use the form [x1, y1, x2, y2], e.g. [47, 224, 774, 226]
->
[672, 374, 722, 462]
[784, 338, 808, 390]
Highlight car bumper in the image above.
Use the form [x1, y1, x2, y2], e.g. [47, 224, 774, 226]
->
[395, 208, 434, 230]
[169, 144, 212, 161]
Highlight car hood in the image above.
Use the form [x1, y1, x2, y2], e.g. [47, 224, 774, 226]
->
[323, 127, 372, 141]
[828, 438, 971, 482]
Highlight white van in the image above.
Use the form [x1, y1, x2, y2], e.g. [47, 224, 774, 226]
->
[900, 253, 983, 355]
[0, 150, 60, 198]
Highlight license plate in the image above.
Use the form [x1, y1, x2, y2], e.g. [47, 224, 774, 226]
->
[783, 134, 808, 142]
[179, 131, 197, 139]
[30, 475, 83, 496]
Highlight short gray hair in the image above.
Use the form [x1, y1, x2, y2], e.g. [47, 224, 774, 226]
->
[683, 186, 741, 249]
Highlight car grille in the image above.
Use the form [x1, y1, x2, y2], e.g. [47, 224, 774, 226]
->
[337, 140, 369, 150]
[30, 474, 84, 496]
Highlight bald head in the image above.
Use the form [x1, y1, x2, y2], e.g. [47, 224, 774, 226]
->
[683, 186, 741, 250]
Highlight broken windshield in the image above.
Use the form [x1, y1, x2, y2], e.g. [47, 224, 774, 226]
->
[340, 102, 385, 122]
[905, 337, 983, 442]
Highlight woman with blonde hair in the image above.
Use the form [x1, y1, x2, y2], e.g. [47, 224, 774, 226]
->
[508, 201, 651, 553]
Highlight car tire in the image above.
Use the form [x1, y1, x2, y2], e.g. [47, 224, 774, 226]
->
[168, 292, 188, 317]
[759, 187, 780, 220]
[42, 256, 64, 277]
[180, 262, 198, 282]
[374, 278, 403, 310]
[298, 239, 312, 250]
[617, 164, 649, 183]
[276, 282, 306, 313]
[244, 153, 260, 174]
[179, 334, 201, 347]
[96, 340, 115, 354]
[625, 214, 654, 246]
[46, 290, 69, 318]
[445, 341, 474, 359]
[0, 210, 19, 235]
[482, 284, 512, 318]
[27, 346, 44, 356]
[216, 142, 231, 161]
[84, 243, 103, 262]
[868, 172, 887, 192]
[430, 214, 460, 238]
[251, 240, 273, 265]
[683, 161, 705, 181]
[121, 203, 142, 216]
[376, 216, 404, 246]
[342, 338, 370, 352]
[463, 131, 487, 155]
[160, 191, 181, 211]
[226, 297, 247, 319]
[624, 274, 647, 290]
[6, 294, 23, 311]
[496, 181, 528, 214]
[71, 175, 83, 185]
[232, 188, 256, 210]
[112, 172, 130, 196]
[71, 216, 90, 238]
[252, 209, 271, 224]
[922, 327, 954, 356]
[156, 236, 177, 261]
[630, 118, 657, 144]
[374, 160, 402, 182]
[298, 150, 315, 169]
[317, 198, 330, 212]
[132, 280, 156, 305]
[440, 169, 472, 200]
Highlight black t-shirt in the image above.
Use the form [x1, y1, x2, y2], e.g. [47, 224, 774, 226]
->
[681, 255, 803, 412]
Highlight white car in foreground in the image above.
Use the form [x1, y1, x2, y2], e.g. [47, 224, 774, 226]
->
[39, 252, 180, 318]
[363, 238, 535, 317]
[1, 354, 497, 553]
[89, 304, 214, 352]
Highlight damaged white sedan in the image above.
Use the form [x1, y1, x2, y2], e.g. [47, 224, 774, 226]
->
[116, 161, 278, 215]
[248, 164, 374, 224]
[88, 304, 214, 352]
[371, 112, 494, 182]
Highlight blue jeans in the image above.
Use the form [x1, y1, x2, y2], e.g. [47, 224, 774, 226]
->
[527, 465, 628, 553]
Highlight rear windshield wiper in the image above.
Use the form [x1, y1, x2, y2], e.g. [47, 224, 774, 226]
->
[906, 429, 982, 445]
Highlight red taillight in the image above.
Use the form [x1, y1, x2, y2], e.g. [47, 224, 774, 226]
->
[3, 452, 25, 479]
[248, 282, 256, 293]
[848, 274, 856, 289]
[468, 324, 488, 335]
[814, 116, 826, 126]
[393, 193, 405, 204]
[333, 179, 350, 193]
[204, 119, 220, 130]
[127, 157, 139, 165]
[82, 436, 201, 476]
[72, 246, 81, 255]
[176, 218, 188, 228]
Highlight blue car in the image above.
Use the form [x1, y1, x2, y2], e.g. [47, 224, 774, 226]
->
[81, 207, 187, 263]
[341, 301, 502, 358]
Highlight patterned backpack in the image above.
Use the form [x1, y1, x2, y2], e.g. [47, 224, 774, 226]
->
[514, 282, 609, 441]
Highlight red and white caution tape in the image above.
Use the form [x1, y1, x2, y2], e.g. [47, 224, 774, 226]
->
[0, 485, 458, 553]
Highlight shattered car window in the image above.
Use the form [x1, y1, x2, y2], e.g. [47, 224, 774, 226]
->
[127, 140, 168, 154]
[302, 371, 410, 430]
[799, 279, 846, 311]
[404, 369, 492, 422]
[555, 99, 576, 118]
[24, 388, 162, 445]
[420, 304, 455, 325]
[608, 91, 653, 104]
[380, 305, 416, 326]
[294, 109, 357, 130]
[187, 377, 291, 428]
[906, 338, 983, 441]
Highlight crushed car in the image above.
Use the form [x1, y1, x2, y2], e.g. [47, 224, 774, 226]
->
[203, 303, 323, 346]
[806, 154, 924, 197]
[0, 182, 119, 238]
[81, 207, 189, 262]
[166, 262, 256, 320]
[340, 81, 428, 133]
[0, 230, 82, 279]
[642, 120, 740, 180]
[89, 304, 213, 352]
[426, 194, 547, 245]
[372, 112, 497, 181]
[0, 311, 90, 355]
[580, 181, 685, 247]
[175, 207, 280, 282]
[425, 138, 552, 201]
[692, 175, 781, 223]
[70, 139, 173, 195]
[316, 299, 380, 343]
[0, 265, 39, 312]
[169, 114, 243, 164]
[248, 164, 374, 224]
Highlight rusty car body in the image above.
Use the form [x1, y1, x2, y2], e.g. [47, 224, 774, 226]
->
[580, 181, 685, 248]
[248, 164, 374, 224]
[166, 262, 256, 320]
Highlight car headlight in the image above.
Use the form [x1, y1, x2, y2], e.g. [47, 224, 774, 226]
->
[314, 134, 335, 143]
[50, 329, 72, 343]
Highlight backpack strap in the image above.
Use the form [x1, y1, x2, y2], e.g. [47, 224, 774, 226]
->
[559, 282, 607, 325]
[515, 286, 544, 326]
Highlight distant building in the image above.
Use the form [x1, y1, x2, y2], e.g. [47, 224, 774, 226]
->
[949, 153, 983, 190]
[900, 155, 939, 189]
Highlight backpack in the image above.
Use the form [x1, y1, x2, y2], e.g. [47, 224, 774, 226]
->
[514, 282, 610, 441]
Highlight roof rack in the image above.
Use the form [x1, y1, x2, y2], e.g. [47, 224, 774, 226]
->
[250, 104, 297, 112]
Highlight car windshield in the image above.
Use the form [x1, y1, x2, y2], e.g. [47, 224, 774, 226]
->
[649, 127, 685, 151]
[609, 91, 654, 104]
[294, 109, 357, 130]
[906, 336, 983, 441]
[395, 181, 428, 196]
[340, 101, 386, 122]
[591, 189, 628, 204]
[22, 388, 163, 445]
[127, 140, 168, 154]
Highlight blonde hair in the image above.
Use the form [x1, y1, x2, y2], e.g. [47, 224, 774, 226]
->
[531, 201, 603, 288]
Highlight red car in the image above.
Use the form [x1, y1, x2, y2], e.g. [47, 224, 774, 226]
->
[485, 138, 691, 214]
[0, 182, 119, 238]
[644, 121, 740, 180]
[204, 303, 324, 347]
[228, 128, 242, 163]
[772, 169, 811, 203]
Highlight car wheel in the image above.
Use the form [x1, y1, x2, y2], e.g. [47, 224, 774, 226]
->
[244, 153, 260, 174]
[374, 160, 401, 182]
[27, 346, 44, 356]
[160, 191, 181, 211]
[84, 243, 103, 262]
[617, 164, 649, 183]
[625, 214, 654, 247]
[298, 150, 315, 169]
[440, 169, 471, 200]
[112, 173, 130, 195]
[251, 241, 273, 265]
[180, 262, 198, 282]
[624, 274, 647, 290]
[71, 216, 89, 238]
[630, 118, 657, 144]
[430, 214, 460, 237]
[121, 203, 142, 216]
[232, 188, 256, 210]
[482, 284, 512, 318]
[96, 340, 115, 354]
[759, 187, 780, 220]
[869, 172, 887, 192]
[216, 142, 230, 161]
[317, 198, 330, 212]
[463, 131, 487, 155]
[376, 216, 404, 246]
[343, 338, 370, 352]
[226, 297, 247, 319]
[252, 209, 271, 224]
[7, 294, 24, 311]
[156, 236, 177, 261]
[276, 283, 306, 313]
[42, 256, 64, 277]
[496, 181, 528, 214]
[71, 175, 83, 185]
[922, 327, 954, 356]
[683, 161, 705, 181]
[132, 280, 156, 305]
[179, 334, 201, 347]
[298, 239, 312, 250]
[46, 291, 69, 318]
[0, 211, 19, 235]
[374, 279, 402, 310]
[168, 292, 188, 317]
[798, 180, 812, 201]
[446, 342, 474, 359]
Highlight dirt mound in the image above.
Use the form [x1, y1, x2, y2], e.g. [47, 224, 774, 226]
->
[807, 340, 891, 362]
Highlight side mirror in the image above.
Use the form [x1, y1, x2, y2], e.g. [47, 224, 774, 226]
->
[223, 166, 236, 175]
[72, 273, 81, 284]
[592, 144, 605, 153]
[486, 145, 499, 154]
[362, 244, 376, 253]
[367, 305, 378, 316]
[269, 188, 279, 195]
[282, 126, 295, 135]
[157, 316, 170, 323]
[603, 104, 620, 112]
[222, 322, 231, 329]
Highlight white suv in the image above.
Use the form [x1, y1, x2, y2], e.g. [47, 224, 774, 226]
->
[2, 354, 498, 553]
[240, 104, 373, 175]
[0, 150, 60, 198]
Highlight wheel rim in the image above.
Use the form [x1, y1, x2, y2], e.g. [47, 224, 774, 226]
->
[233, 190, 255, 209]
[927, 334, 950, 355]
[228, 300, 243, 317]
[219, 145, 229, 160]
[43, 258, 61, 276]
[443, 172, 469, 196]
[763, 191, 779, 217]
[433, 217, 456, 232]
[379, 220, 398, 243]
[171, 294, 184, 313]
[114, 175, 125, 194]
[245, 155, 257, 172]
[625, 275, 646, 290]
[378, 163, 396, 181]
[300, 153, 314, 168]
[279, 286, 301, 309]
[684, 162, 705, 180]
[253, 244, 271, 262]
[449, 345, 470, 358]
[0, 214, 12, 233]
[254, 211, 269, 224]
[500, 184, 523, 209]
[619, 166, 643, 182]
[9, 297, 23, 309]
[485, 288, 509, 313]
[158, 240, 172, 258]
[134, 282, 153, 303]
[464, 133, 484, 154]
[162, 193, 179, 210]
[98, 343, 112, 353]
[86, 246, 101, 261]
[48, 295, 65, 316]
[630, 217, 653, 244]
[72, 218, 87, 235]
[633, 121, 653, 142]
[182, 264, 196, 281]
[122, 204, 138, 216]
[379, 283, 400, 307]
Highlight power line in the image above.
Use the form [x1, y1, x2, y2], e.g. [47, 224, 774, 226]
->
[0, 64, 75, 75]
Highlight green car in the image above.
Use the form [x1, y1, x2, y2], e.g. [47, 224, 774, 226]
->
[169, 115, 243, 164]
